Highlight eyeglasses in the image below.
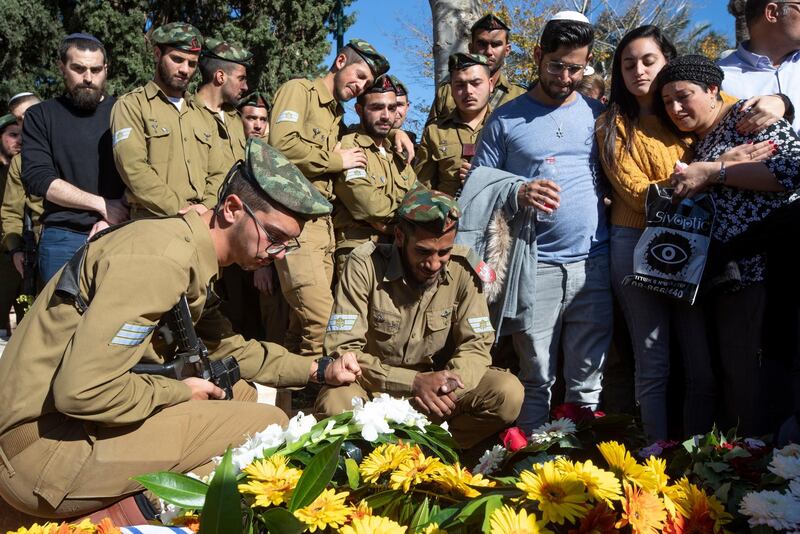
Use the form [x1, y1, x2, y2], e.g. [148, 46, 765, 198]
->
[241, 201, 301, 255]
[545, 61, 586, 76]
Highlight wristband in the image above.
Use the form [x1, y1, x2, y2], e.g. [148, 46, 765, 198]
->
[777, 93, 796, 125]
[717, 161, 727, 185]
[316, 356, 334, 384]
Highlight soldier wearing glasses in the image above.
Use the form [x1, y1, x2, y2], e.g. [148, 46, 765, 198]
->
[0, 139, 361, 521]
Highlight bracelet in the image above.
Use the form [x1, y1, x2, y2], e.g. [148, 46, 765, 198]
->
[777, 93, 796, 124]
[717, 161, 727, 185]
[315, 356, 334, 384]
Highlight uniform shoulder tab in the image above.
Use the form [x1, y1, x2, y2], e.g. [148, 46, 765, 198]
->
[350, 240, 378, 259]
[451, 244, 496, 284]
[116, 85, 146, 101]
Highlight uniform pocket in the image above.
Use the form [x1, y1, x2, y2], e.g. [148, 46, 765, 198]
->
[144, 122, 171, 165]
[370, 308, 401, 336]
[425, 308, 453, 332]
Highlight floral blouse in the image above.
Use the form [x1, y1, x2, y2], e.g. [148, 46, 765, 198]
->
[692, 100, 800, 284]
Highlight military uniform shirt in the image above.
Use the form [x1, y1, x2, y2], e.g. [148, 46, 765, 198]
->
[0, 211, 312, 439]
[268, 78, 345, 200]
[1, 154, 43, 252]
[324, 242, 494, 397]
[427, 71, 526, 125]
[333, 128, 417, 250]
[189, 93, 246, 172]
[414, 110, 488, 196]
[111, 81, 227, 217]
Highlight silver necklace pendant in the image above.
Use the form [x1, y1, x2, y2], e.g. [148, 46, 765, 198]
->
[556, 128, 564, 138]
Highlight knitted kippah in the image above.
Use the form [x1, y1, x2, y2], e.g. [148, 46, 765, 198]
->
[657, 54, 724, 88]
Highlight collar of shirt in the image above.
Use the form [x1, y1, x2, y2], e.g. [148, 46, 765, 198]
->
[383, 244, 452, 285]
[313, 77, 345, 116]
[146, 80, 189, 112]
[183, 210, 222, 284]
[441, 107, 488, 130]
[736, 41, 800, 69]
[353, 127, 392, 153]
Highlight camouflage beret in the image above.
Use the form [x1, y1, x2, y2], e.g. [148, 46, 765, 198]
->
[203, 37, 253, 66]
[243, 138, 332, 217]
[448, 53, 489, 73]
[0, 114, 16, 132]
[238, 91, 269, 110]
[346, 39, 390, 77]
[151, 22, 203, 52]
[389, 75, 408, 97]
[399, 185, 461, 233]
[364, 75, 397, 95]
[471, 13, 511, 33]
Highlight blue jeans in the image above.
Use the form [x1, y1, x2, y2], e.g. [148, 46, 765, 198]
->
[38, 226, 89, 284]
[512, 253, 613, 433]
[610, 226, 715, 441]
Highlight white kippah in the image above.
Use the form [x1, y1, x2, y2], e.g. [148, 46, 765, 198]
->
[549, 10, 591, 23]
[8, 92, 35, 106]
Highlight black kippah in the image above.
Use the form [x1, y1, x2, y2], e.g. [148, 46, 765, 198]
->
[657, 54, 724, 89]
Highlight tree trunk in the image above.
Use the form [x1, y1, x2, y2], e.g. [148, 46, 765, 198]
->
[429, 0, 482, 85]
[728, 0, 749, 46]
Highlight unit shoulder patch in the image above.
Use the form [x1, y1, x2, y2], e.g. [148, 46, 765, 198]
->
[467, 316, 495, 334]
[327, 314, 358, 332]
[110, 322, 156, 346]
[276, 110, 300, 123]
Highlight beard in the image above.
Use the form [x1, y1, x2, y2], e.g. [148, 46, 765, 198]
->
[157, 61, 190, 93]
[67, 83, 104, 111]
[362, 118, 392, 139]
[540, 77, 578, 101]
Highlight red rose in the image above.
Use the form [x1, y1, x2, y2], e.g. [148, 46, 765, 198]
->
[551, 403, 596, 423]
[500, 427, 529, 452]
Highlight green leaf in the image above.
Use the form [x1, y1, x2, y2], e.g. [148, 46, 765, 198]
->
[200, 447, 244, 533]
[481, 495, 504, 533]
[429, 506, 461, 528]
[288, 436, 343, 512]
[259, 507, 305, 534]
[409, 497, 430, 531]
[132, 472, 208, 509]
[345, 458, 361, 489]
[365, 489, 401, 510]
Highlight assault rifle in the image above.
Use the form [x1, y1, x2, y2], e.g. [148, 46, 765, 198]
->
[132, 295, 240, 400]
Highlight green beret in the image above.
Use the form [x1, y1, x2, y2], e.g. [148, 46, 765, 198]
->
[399, 185, 461, 233]
[151, 22, 203, 52]
[243, 138, 332, 218]
[448, 53, 489, 73]
[389, 75, 408, 97]
[0, 114, 16, 132]
[203, 37, 253, 66]
[238, 91, 269, 110]
[364, 75, 396, 95]
[346, 38, 390, 77]
[471, 13, 510, 33]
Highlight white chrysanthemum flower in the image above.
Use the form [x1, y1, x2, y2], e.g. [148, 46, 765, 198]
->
[740, 490, 800, 530]
[158, 499, 182, 525]
[352, 396, 393, 441]
[790, 479, 800, 499]
[440, 421, 450, 435]
[776, 443, 800, 458]
[370, 393, 430, 430]
[769, 451, 800, 481]
[472, 444, 506, 475]
[228, 422, 287, 470]
[537, 418, 577, 436]
[284, 411, 317, 444]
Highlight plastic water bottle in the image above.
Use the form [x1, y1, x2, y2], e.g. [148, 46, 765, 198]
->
[536, 156, 558, 222]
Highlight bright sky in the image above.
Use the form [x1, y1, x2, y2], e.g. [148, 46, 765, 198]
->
[326, 0, 737, 132]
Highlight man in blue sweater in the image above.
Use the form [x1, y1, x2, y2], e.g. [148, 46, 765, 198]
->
[22, 33, 128, 283]
[470, 11, 611, 432]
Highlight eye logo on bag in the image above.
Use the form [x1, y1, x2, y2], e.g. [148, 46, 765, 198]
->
[645, 232, 692, 275]
[623, 185, 716, 304]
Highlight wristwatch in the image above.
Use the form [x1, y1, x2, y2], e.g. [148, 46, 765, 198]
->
[716, 161, 727, 185]
[315, 356, 334, 384]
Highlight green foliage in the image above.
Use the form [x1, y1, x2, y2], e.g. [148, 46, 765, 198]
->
[201, 447, 243, 533]
[0, 0, 354, 110]
[132, 471, 209, 509]
[288, 437, 344, 512]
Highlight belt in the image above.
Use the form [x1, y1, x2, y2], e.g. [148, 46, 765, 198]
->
[0, 414, 68, 461]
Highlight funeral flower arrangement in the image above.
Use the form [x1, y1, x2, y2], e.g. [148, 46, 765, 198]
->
[9, 398, 800, 534]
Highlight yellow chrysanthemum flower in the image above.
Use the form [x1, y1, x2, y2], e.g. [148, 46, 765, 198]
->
[668, 477, 732, 531]
[294, 488, 351, 532]
[7, 523, 59, 534]
[360, 443, 415, 483]
[489, 505, 549, 534]
[558, 458, 623, 505]
[339, 515, 408, 534]
[432, 462, 496, 498]
[238, 455, 303, 507]
[420, 523, 448, 534]
[617, 482, 667, 534]
[516, 461, 589, 525]
[597, 441, 656, 489]
[350, 500, 373, 520]
[641, 456, 669, 494]
[389, 448, 444, 492]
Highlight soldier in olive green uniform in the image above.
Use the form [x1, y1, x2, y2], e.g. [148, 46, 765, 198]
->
[1, 114, 22, 331]
[239, 91, 270, 139]
[0, 139, 362, 520]
[316, 187, 523, 448]
[416, 54, 494, 197]
[190, 38, 251, 170]
[269, 39, 390, 357]
[333, 75, 418, 278]
[111, 23, 227, 218]
[427, 14, 526, 125]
